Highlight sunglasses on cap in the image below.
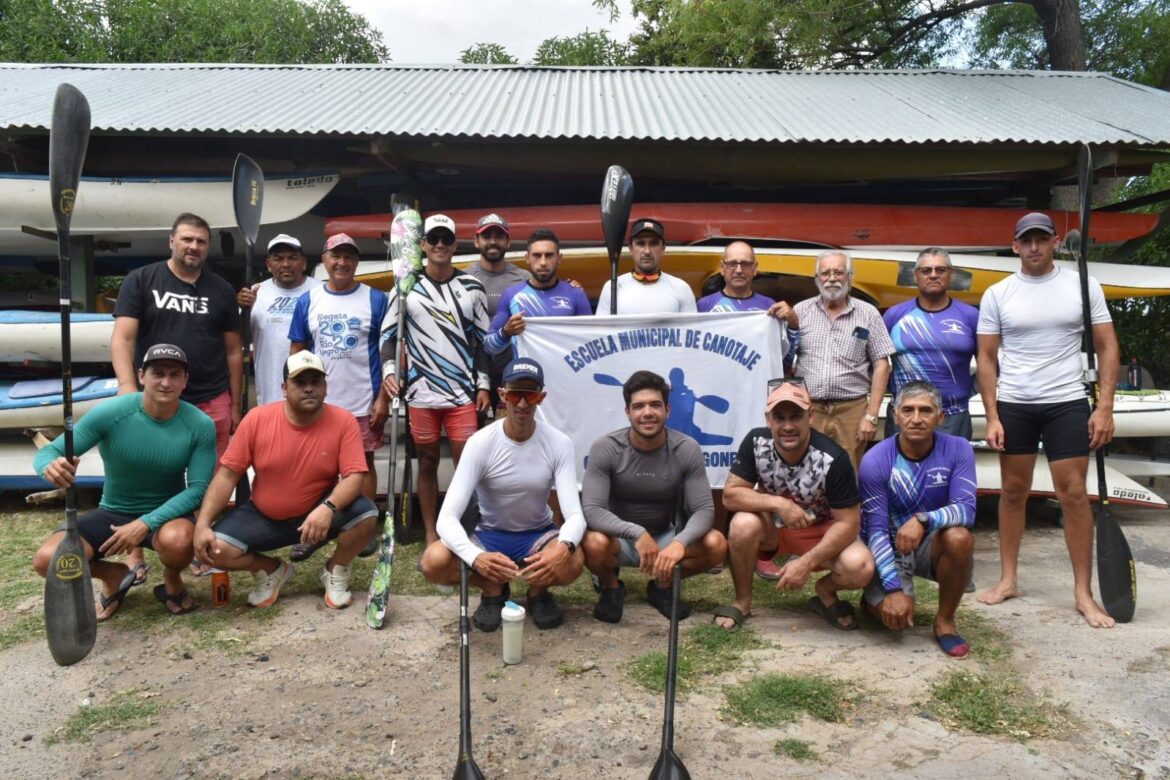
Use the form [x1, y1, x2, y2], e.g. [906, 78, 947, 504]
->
[766, 377, 805, 392]
[425, 231, 456, 246]
[502, 389, 544, 406]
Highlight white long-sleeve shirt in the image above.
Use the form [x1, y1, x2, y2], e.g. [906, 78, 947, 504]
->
[437, 420, 586, 566]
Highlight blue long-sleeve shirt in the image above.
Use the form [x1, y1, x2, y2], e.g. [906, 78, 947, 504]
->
[483, 280, 593, 357]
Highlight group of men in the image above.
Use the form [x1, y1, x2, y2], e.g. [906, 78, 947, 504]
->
[32, 208, 1120, 649]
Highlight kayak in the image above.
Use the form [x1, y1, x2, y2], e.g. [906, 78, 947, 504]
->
[325, 202, 1158, 252]
[0, 376, 119, 430]
[0, 311, 114, 363]
[973, 450, 1164, 509]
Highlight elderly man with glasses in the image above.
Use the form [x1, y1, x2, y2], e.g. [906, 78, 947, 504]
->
[378, 214, 492, 546]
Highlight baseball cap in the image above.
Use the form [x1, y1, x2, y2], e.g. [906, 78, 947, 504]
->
[765, 382, 811, 413]
[502, 357, 544, 388]
[267, 233, 302, 252]
[1014, 212, 1056, 239]
[324, 233, 360, 253]
[475, 213, 510, 236]
[628, 217, 665, 241]
[141, 343, 187, 368]
[424, 214, 457, 237]
[284, 351, 326, 380]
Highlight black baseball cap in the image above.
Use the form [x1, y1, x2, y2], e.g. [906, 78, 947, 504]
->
[141, 343, 188, 368]
[628, 218, 665, 241]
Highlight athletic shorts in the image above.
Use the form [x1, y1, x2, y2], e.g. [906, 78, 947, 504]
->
[408, 403, 478, 445]
[354, 414, 383, 452]
[213, 495, 378, 553]
[863, 528, 941, 606]
[617, 528, 677, 567]
[885, 409, 973, 441]
[472, 525, 559, 567]
[63, 508, 193, 559]
[194, 389, 231, 460]
[998, 399, 1090, 461]
[759, 520, 833, 561]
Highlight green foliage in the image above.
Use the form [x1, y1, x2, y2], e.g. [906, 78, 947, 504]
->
[0, 0, 389, 63]
[459, 42, 519, 65]
[46, 688, 163, 744]
[929, 670, 1070, 738]
[722, 673, 857, 726]
[627, 622, 765, 693]
[774, 738, 819, 761]
[533, 29, 628, 66]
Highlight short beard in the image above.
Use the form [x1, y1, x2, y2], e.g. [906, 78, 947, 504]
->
[815, 276, 850, 302]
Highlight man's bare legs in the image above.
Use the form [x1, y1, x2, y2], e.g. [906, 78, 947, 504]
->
[417, 439, 468, 545]
[1049, 456, 1115, 628]
[978, 452, 1034, 605]
[932, 526, 974, 636]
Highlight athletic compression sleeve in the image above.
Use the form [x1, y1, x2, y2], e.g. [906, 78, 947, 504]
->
[139, 412, 217, 531]
[581, 435, 646, 541]
[920, 438, 977, 533]
[436, 434, 488, 566]
[674, 437, 714, 547]
[859, 445, 902, 594]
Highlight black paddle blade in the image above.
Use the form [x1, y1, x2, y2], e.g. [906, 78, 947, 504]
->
[44, 526, 97, 666]
[649, 748, 692, 780]
[452, 756, 486, 780]
[600, 164, 634, 263]
[232, 153, 265, 248]
[49, 84, 91, 238]
[1097, 506, 1137, 623]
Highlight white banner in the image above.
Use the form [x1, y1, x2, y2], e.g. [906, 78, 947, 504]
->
[517, 312, 785, 488]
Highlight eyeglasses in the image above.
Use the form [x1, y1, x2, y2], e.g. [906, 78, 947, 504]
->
[425, 231, 456, 246]
[502, 389, 544, 406]
[915, 265, 951, 276]
[722, 260, 755, 269]
[817, 269, 848, 279]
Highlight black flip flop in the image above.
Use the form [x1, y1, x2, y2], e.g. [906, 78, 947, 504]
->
[97, 570, 138, 621]
[807, 595, 858, 631]
[712, 604, 749, 632]
[153, 584, 199, 616]
[129, 562, 149, 586]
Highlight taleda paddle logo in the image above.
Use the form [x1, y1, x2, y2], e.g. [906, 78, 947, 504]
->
[55, 553, 84, 581]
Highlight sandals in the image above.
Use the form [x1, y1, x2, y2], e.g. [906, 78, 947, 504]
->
[712, 605, 749, 632]
[472, 583, 510, 633]
[807, 595, 858, 631]
[527, 590, 564, 630]
[129, 562, 149, 586]
[97, 570, 138, 621]
[934, 630, 970, 659]
[153, 584, 199, 616]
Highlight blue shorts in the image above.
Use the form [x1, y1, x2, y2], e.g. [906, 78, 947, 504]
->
[472, 525, 558, 566]
[617, 528, 677, 568]
[65, 508, 192, 559]
[213, 496, 378, 553]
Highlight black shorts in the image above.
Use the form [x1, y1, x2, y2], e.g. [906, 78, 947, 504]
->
[998, 399, 1090, 461]
[62, 508, 193, 559]
[212, 496, 378, 553]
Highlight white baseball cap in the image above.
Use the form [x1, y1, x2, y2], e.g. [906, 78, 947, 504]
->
[267, 233, 302, 252]
[423, 214, 457, 237]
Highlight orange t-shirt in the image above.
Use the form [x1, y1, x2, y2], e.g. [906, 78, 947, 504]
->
[222, 402, 367, 520]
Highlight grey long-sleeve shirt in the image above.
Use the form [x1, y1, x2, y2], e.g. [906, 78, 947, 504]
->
[582, 428, 714, 547]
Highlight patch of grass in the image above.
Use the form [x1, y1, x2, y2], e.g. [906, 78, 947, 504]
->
[774, 738, 819, 761]
[46, 689, 163, 745]
[928, 670, 1070, 739]
[722, 673, 858, 726]
[0, 510, 62, 649]
[627, 622, 765, 693]
[556, 661, 590, 676]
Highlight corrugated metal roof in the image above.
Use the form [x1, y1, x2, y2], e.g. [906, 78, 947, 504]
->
[2, 63, 1169, 146]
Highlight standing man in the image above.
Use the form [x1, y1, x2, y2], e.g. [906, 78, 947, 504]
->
[596, 218, 697, 315]
[421, 358, 586, 631]
[237, 233, 321, 406]
[581, 371, 727, 623]
[714, 382, 873, 632]
[975, 213, 1119, 628]
[793, 250, 895, 472]
[484, 229, 593, 363]
[882, 248, 980, 439]
[379, 214, 492, 545]
[859, 381, 977, 658]
[32, 345, 215, 618]
[193, 352, 378, 609]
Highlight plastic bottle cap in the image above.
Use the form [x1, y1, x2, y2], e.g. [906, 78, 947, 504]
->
[501, 601, 526, 621]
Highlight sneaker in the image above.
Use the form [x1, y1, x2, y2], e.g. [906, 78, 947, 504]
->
[646, 580, 692, 620]
[289, 541, 325, 562]
[319, 560, 353, 609]
[754, 557, 782, 581]
[592, 580, 626, 623]
[247, 560, 294, 607]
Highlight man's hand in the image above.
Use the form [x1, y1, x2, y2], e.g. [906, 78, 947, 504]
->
[1088, 407, 1115, 450]
[520, 542, 569, 588]
[230, 403, 242, 434]
[475, 389, 492, 413]
[237, 286, 257, 308]
[383, 374, 401, 397]
[776, 555, 811, 590]
[100, 519, 150, 557]
[985, 419, 1005, 451]
[896, 516, 926, 555]
[766, 300, 797, 328]
[298, 504, 333, 546]
[567, 278, 583, 290]
[502, 313, 526, 338]
[875, 591, 915, 630]
[40, 456, 79, 489]
[634, 531, 660, 577]
[193, 524, 219, 563]
[472, 551, 520, 585]
[775, 499, 814, 528]
[652, 539, 685, 585]
[370, 392, 389, 431]
[857, 415, 877, 443]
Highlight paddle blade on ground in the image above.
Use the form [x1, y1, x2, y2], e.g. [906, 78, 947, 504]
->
[453, 756, 486, 780]
[44, 520, 97, 666]
[1097, 504, 1136, 622]
[649, 749, 692, 780]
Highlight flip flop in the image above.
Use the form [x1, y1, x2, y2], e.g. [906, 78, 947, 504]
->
[807, 595, 859, 631]
[97, 570, 138, 621]
[934, 630, 970, 659]
[188, 559, 214, 577]
[153, 584, 200, 616]
[712, 604, 749, 632]
[129, 562, 149, 587]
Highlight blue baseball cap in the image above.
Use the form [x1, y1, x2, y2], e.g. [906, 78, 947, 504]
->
[502, 358, 544, 388]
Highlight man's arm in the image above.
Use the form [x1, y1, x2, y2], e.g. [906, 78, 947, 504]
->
[550, 434, 587, 547]
[193, 465, 243, 562]
[858, 452, 902, 595]
[224, 330, 243, 432]
[672, 439, 714, 548]
[110, 316, 141, 394]
[975, 333, 1003, 449]
[139, 415, 218, 531]
[921, 442, 977, 532]
[801, 503, 862, 572]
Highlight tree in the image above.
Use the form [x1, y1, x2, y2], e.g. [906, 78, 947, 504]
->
[0, 0, 389, 63]
[532, 29, 628, 66]
[459, 42, 519, 64]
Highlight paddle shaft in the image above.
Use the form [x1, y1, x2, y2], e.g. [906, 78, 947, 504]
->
[232, 154, 263, 506]
[455, 562, 486, 779]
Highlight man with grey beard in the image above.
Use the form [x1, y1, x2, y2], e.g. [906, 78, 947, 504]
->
[792, 250, 894, 473]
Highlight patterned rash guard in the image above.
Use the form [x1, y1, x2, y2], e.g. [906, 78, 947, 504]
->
[882, 298, 979, 416]
[483, 280, 593, 358]
[728, 428, 859, 522]
[858, 432, 977, 594]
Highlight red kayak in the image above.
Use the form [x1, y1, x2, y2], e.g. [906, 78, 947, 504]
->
[325, 202, 1157, 251]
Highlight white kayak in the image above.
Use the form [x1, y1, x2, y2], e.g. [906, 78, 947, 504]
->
[973, 450, 1165, 508]
[0, 376, 119, 430]
[0, 311, 114, 363]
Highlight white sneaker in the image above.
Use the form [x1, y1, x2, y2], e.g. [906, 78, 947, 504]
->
[248, 560, 294, 607]
[319, 561, 353, 609]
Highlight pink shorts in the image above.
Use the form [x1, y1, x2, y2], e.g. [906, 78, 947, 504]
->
[408, 404, 478, 445]
[354, 415, 384, 452]
[759, 521, 833, 568]
[194, 390, 231, 460]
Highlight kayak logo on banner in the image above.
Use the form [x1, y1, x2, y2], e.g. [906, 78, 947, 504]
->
[152, 290, 209, 314]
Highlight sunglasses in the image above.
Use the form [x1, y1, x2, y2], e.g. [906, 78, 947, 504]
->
[767, 376, 805, 392]
[425, 231, 456, 246]
[915, 265, 951, 276]
[502, 389, 544, 406]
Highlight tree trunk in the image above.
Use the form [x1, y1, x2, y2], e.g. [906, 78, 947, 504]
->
[1029, 0, 1086, 71]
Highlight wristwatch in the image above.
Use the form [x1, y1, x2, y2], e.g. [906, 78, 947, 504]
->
[864, 413, 880, 425]
[322, 499, 338, 512]
[562, 540, 577, 554]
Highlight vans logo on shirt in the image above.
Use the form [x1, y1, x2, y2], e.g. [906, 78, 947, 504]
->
[152, 290, 209, 314]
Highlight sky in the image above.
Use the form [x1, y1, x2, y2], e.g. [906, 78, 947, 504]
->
[343, 0, 640, 64]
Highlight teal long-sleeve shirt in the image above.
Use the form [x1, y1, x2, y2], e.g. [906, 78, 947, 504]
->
[33, 393, 216, 530]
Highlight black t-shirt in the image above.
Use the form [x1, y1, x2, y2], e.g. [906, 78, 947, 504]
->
[729, 427, 859, 523]
[114, 260, 239, 403]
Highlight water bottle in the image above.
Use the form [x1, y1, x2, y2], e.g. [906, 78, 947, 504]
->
[501, 601, 525, 664]
[1128, 358, 1142, 390]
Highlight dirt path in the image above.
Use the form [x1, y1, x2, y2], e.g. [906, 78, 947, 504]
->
[4, 509, 1169, 779]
